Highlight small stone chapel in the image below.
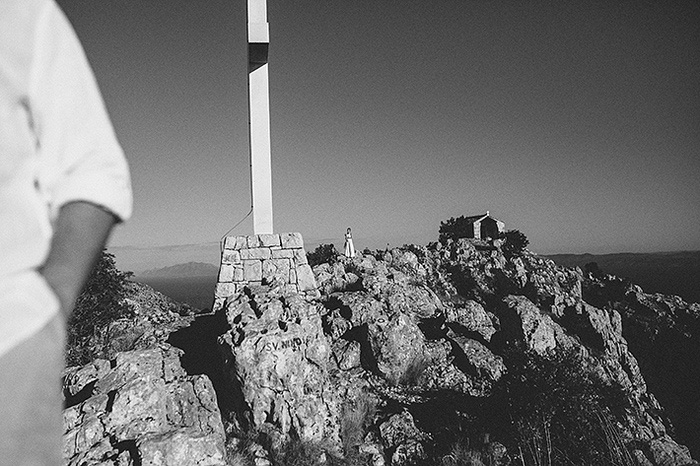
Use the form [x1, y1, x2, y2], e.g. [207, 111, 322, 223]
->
[463, 211, 506, 240]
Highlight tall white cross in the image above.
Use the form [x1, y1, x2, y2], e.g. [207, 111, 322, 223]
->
[247, 0, 273, 234]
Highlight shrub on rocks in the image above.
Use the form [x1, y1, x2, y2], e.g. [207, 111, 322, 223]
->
[493, 347, 634, 466]
[308, 243, 340, 267]
[67, 250, 135, 366]
[438, 216, 476, 245]
[501, 230, 529, 258]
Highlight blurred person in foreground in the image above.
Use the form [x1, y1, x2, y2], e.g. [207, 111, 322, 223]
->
[0, 0, 132, 464]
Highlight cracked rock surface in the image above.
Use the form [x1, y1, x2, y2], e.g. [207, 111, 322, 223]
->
[217, 286, 340, 446]
[60, 238, 700, 466]
[306, 242, 698, 465]
[62, 344, 226, 466]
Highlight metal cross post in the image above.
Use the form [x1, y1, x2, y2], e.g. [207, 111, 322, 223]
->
[247, 0, 273, 234]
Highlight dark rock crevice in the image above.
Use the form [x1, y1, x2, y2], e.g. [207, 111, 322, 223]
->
[63, 380, 97, 409]
[112, 439, 141, 466]
[63, 240, 699, 466]
[344, 324, 379, 374]
[167, 309, 237, 420]
[582, 275, 700, 458]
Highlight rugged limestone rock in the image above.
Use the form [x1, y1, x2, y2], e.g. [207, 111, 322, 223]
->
[646, 435, 696, 466]
[316, 256, 505, 395]
[79, 281, 195, 364]
[332, 338, 362, 371]
[379, 411, 428, 466]
[329, 291, 386, 328]
[217, 286, 340, 446]
[367, 312, 426, 384]
[62, 345, 226, 466]
[498, 295, 559, 355]
[444, 299, 497, 342]
[305, 241, 698, 466]
[583, 273, 700, 459]
[448, 335, 505, 385]
[63, 236, 698, 466]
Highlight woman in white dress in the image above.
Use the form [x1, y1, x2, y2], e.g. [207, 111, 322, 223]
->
[344, 227, 356, 258]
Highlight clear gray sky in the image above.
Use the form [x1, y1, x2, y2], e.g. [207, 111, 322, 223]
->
[58, 0, 699, 254]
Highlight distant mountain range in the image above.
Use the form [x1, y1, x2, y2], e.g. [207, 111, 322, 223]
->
[124, 247, 700, 309]
[546, 251, 700, 304]
[110, 242, 221, 275]
[136, 262, 219, 279]
[109, 234, 429, 275]
[131, 262, 220, 310]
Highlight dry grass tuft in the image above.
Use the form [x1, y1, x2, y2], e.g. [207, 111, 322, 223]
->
[340, 393, 377, 455]
[441, 442, 486, 466]
[395, 354, 429, 386]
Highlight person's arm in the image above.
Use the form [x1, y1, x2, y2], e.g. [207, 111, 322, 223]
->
[39, 201, 118, 319]
[31, 4, 131, 320]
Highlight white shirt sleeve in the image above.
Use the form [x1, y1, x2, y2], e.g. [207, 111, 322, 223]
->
[28, 1, 132, 222]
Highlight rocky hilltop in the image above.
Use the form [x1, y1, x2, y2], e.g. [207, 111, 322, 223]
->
[63, 239, 698, 466]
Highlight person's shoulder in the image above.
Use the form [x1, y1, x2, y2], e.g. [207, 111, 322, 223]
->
[0, 0, 51, 18]
[0, 0, 56, 36]
[0, 0, 52, 67]
[24, 0, 53, 12]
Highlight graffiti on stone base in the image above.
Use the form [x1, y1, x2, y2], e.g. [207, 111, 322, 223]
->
[257, 335, 311, 353]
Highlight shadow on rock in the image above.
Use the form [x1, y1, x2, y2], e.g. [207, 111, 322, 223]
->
[167, 309, 237, 418]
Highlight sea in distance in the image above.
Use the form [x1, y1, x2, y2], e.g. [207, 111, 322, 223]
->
[134, 274, 218, 312]
[131, 251, 700, 312]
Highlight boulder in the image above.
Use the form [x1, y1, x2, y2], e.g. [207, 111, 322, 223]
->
[391, 441, 425, 466]
[498, 295, 558, 355]
[359, 443, 386, 466]
[448, 335, 505, 385]
[63, 358, 111, 403]
[138, 430, 226, 466]
[520, 255, 583, 317]
[379, 411, 428, 466]
[380, 411, 422, 448]
[383, 282, 442, 319]
[332, 338, 362, 371]
[314, 261, 363, 295]
[218, 287, 340, 446]
[646, 435, 697, 466]
[367, 312, 426, 384]
[329, 291, 386, 328]
[444, 300, 497, 342]
[62, 345, 226, 466]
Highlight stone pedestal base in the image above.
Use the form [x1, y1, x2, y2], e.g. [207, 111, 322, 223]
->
[213, 233, 317, 311]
